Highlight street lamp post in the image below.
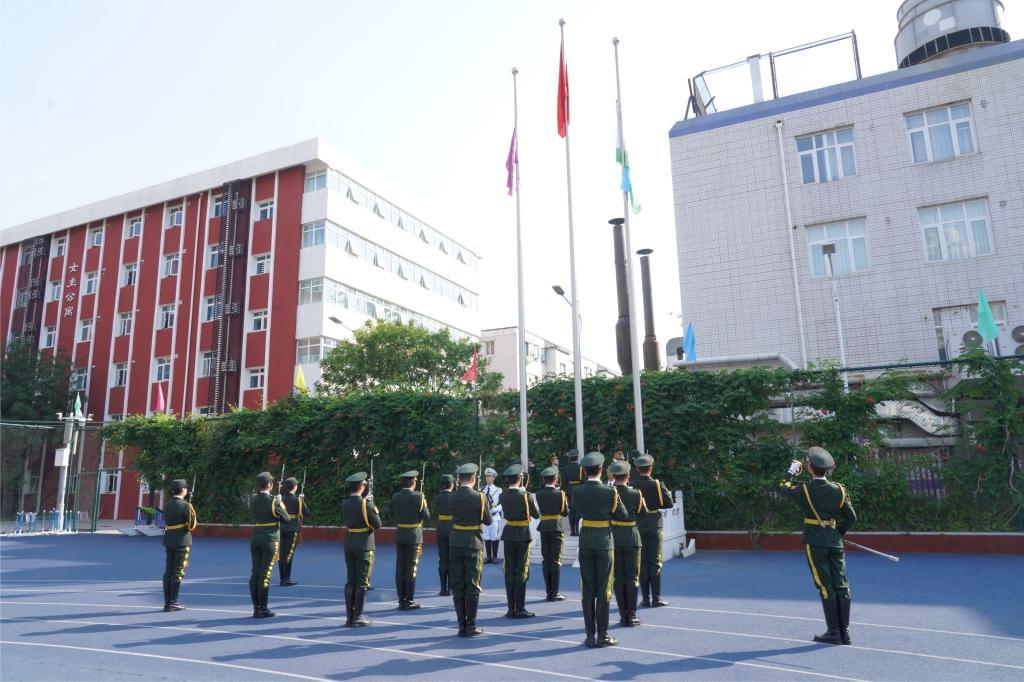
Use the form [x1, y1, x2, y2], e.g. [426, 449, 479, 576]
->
[822, 243, 849, 392]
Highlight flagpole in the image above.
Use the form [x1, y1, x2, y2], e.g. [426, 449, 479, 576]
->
[613, 37, 645, 454]
[560, 18, 585, 455]
[512, 67, 530, 472]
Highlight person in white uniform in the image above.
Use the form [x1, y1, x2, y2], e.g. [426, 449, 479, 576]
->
[481, 468, 503, 563]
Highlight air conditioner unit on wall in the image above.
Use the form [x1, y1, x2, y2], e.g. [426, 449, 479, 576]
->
[961, 323, 1024, 357]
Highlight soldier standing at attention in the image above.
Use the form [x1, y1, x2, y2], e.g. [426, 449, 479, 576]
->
[342, 472, 381, 627]
[780, 447, 857, 645]
[481, 467, 502, 563]
[449, 463, 491, 636]
[535, 466, 568, 601]
[499, 463, 540, 618]
[573, 452, 629, 648]
[278, 477, 311, 587]
[392, 470, 430, 610]
[161, 478, 197, 612]
[249, 471, 289, 619]
[433, 474, 455, 596]
[610, 460, 648, 627]
[560, 449, 583, 536]
[633, 454, 674, 607]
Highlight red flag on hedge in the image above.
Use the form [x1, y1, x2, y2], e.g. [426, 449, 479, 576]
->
[461, 348, 478, 383]
[557, 40, 569, 137]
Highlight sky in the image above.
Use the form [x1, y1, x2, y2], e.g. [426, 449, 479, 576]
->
[3, 0, 1020, 370]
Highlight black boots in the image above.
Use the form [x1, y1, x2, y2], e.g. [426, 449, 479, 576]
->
[628, 585, 641, 625]
[464, 598, 482, 636]
[279, 557, 297, 586]
[351, 587, 370, 627]
[650, 575, 669, 607]
[614, 584, 628, 625]
[162, 579, 185, 612]
[514, 583, 534, 618]
[641, 577, 651, 607]
[504, 583, 517, 618]
[438, 567, 450, 596]
[596, 600, 618, 647]
[454, 597, 467, 636]
[344, 585, 355, 626]
[485, 540, 501, 564]
[813, 597, 843, 644]
[545, 568, 565, 601]
[249, 579, 260, 617]
[837, 596, 851, 645]
[398, 578, 419, 610]
[254, 586, 275, 618]
[582, 599, 598, 648]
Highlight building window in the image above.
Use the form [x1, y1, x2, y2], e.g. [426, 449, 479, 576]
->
[154, 357, 172, 382]
[247, 367, 265, 389]
[250, 309, 268, 332]
[122, 263, 137, 287]
[298, 278, 323, 304]
[296, 336, 337, 364]
[118, 312, 133, 336]
[301, 222, 325, 247]
[126, 217, 142, 239]
[50, 280, 62, 301]
[199, 351, 213, 377]
[54, 237, 67, 258]
[797, 127, 856, 183]
[211, 195, 224, 218]
[109, 413, 124, 422]
[113, 362, 128, 387]
[204, 296, 218, 322]
[159, 304, 176, 329]
[90, 228, 103, 248]
[257, 200, 274, 221]
[43, 325, 56, 348]
[166, 206, 184, 228]
[253, 253, 271, 276]
[70, 368, 88, 391]
[207, 243, 222, 269]
[906, 102, 975, 163]
[78, 318, 94, 342]
[101, 469, 120, 494]
[163, 253, 180, 278]
[84, 271, 99, 295]
[918, 199, 992, 262]
[806, 218, 869, 276]
[484, 341, 495, 356]
[304, 169, 328, 192]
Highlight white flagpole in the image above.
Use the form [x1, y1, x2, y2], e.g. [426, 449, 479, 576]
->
[560, 18, 586, 455]
[512, 67, 530, 472]
[613, 37, 645, 454]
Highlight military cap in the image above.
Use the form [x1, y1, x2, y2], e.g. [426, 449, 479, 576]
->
[282, 477, 298, 490]
[807, 446, 835, 470]
[345, 471, 368, 483]
[439, 474, 454, 484]
[484, 467, 497, 477]
[503, 463, 524, 477]
[400, 470, 419, 480]
[610, 461, 631, 475]
[541, 466, 559, 478]
[634, 454, 654, 467]
[170, 479, 188, 494]
[255, 471, 274, 487]
[581, 452, 605, 467]
[567, 448, 580, 461]
[457, 463, 479, 475]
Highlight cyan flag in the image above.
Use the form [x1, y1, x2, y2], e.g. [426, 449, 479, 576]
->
[977, 290, 999, 344]
[684, 323, 696, 362]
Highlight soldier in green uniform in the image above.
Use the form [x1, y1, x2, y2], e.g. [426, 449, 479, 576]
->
[572, 452, 629, 648]
[780, 447, 857, 645]
[449, 463, 491, 636]
[392, 470, 430, 610]
[249, 471, 290, 618]
[433, 474, 455, 596]
[535, 466, 568, 601]
[278, 477, 311, 587]
[342, 472, 381, 627]
[633, 454, 674, 607]
[499, 463, 540, 618]
[610, 460, 649, 627]
[560, 449, 583, 536]
[161, 478, 197, 612]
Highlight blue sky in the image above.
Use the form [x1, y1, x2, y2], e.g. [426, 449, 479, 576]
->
[4, 0, 1018, 368]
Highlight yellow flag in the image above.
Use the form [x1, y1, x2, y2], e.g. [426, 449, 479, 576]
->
[294, 366, 308, 394]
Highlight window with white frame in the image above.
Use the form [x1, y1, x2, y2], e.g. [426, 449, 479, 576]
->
[159, 304, 176, 329]
[43, 325, 56, 348]
[163, 253, 180, 278]
[210, 195, 224, 218]
[54, 237, 67, 258]
[806, 218, 869, 276]
[199, 351, 213, 377]
[126, 217, 142, 239]
[301, 222, 325, 247]
[84, 271, 99, 295]
[797, 127, 856, 184]
[298, 278, 323, 304]
[207, 243, 222, 269]
[484, 341, 495, 356]
[250, 309, 268, 332]
[247, 367, 265, 390]
[102, 469, 120, 494]
[109, 413, 124, 422]
[154, 357, 172, 382]
[122, 263, 137, 287]
[204, 296, 218, 322]
[296, 336, 337, 364]
[118, 312, 133, 336]
[252, 253, 271, 276]
[90, 228, 103, 248]
[113, 362, 128, 387]
[906, 102, 975, 163]
[304, 169, 328, 192]
[166, 206, 184, 228]
[257, 200, 274, 221]
[70, 368, 87, 391]
[50, 280, 62, 301]
[196, 406, 212, 416]
[918, 198, 992, 262]
[78, 318, 94, 342]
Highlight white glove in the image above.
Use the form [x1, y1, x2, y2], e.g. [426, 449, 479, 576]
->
[787, 460, 802, 476]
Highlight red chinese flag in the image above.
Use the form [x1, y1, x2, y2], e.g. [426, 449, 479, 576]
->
[557, 41, 569, 137]
[461, 348, 478, 383]
[155, 383, 166, 413]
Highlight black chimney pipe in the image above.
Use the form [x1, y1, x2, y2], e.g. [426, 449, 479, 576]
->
[609, 218, 632, 375]
[636, 249, 660, 371]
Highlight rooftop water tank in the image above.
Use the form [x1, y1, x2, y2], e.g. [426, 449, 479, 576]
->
[895, 0, 1009, 68]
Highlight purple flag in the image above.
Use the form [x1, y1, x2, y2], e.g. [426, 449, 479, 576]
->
[506, 127, 517, 196]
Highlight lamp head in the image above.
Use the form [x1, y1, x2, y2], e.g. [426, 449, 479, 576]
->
[552, 285, 565, 296]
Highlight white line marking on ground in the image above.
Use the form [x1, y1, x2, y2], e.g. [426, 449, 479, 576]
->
[0, 639, 329, 681]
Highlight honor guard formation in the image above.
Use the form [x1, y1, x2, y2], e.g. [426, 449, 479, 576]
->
[161, 446, 857, 647]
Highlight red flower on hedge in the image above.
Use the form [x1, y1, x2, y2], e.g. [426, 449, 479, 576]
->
[866, 396, 875, 405]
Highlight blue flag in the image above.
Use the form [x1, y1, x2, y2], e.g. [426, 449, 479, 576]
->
[683, 323, 696, 362]
[977, 290, 999, 344]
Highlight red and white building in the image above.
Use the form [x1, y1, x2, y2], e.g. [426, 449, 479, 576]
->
[1, 138, 481, 519]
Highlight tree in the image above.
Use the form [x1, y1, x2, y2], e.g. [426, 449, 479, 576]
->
[317, 320, 502, 396]
[0, 338, 72, 420]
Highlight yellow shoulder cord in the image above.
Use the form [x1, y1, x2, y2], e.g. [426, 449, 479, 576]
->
[611, 488, 621, 514]
[838, 484, 847, 508]
[360, 497, 370, 529]
[271, 495, 279, 518]
[802, 484, 824, 524]
[561, 490, 567, 514]
[479, 490, 486, 522]
[654, 479, 664, 507]
[636, 493, 646, 516]
[188, 503, 198, 531]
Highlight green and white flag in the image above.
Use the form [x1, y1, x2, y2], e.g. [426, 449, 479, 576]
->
[615, 101, 641, 214]
[73, 392, 83, 419]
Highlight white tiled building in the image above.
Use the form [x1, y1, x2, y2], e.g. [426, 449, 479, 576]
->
[481, 327, 615, 390]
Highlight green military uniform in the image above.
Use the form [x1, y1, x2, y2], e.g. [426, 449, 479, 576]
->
[633, 455, 674, 607]
[781, 447, 857, 645]
[392, 471, 430, 610]
[449, 463, 491, 636]
[560, 449, 583, 536]
[433, 475, 455, 596]
[611, 461, 649, 626]
[161, 479, 196, 612]
[342, 472, 381, 627]
[572, 453, 629, 648]
[249, 472, 290, 618]
[499, 464, 540, 618]
[278, 478, 311, 586]
[536, 466, 568, 601]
